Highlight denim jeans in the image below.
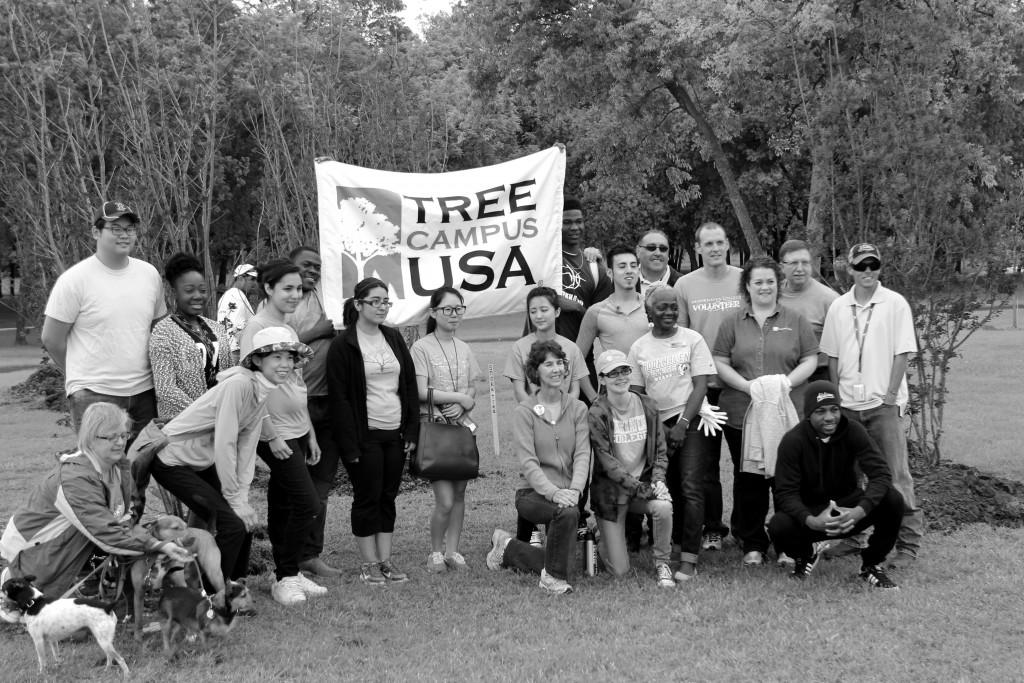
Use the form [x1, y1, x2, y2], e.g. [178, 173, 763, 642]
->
[304, 397, 342, 561]
[665, 417, 707, 564]
[597, 498, 672, 576]
[68, 387, 157, 441]
[842, 405, 924, 555]
[768, 487, 904, 567]
[257, 435, 322, 580]
[700, 388, 734, 537]
[724, 426, 772, 553]
[508, 488, 579, 581]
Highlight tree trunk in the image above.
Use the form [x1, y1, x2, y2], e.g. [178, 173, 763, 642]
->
[806, 143, 830, 248]
[663, 78, 764, 256]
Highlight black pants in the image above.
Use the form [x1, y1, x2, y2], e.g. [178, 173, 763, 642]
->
[150, 458, 252, 581]
[257, 436, 322, 581]
[305, 397, 344, 561]
[350, 430, 405, 537]
[701, 388, 734, 537]
[724, 426, 772, 553]
[768, 488, 905, 567]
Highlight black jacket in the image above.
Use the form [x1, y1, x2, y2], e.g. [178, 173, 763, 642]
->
[773, 415, 893, 524]
[326, 325, 419, 463]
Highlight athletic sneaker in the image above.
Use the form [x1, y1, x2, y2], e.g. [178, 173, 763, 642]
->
[271, 576, 307, 606]
[538, 568, 573, 595]
[444, 551, 468, 570]
[486, 529, 513, 570]
[860, 565, 899, 590]
[674, 562, 697, 583]
[379, 560, 409, 583]
[529, 530, 543, 547]
[790, 553, 820, 580]
[701, 532, 723, 551]
[742, 550, 764, 566]
[655, 563, 676, 588]
[294, 573, 328, 597]
[426, 552, 447, 574]
[359, 562, 386, 585]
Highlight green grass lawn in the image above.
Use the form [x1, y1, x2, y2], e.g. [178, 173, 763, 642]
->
[1, 323, 1023, 681]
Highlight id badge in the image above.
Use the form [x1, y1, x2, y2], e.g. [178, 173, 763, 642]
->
[853, 383, 866, 402]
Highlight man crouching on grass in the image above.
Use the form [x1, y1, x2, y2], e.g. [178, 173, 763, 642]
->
[768, 381, 903, 589]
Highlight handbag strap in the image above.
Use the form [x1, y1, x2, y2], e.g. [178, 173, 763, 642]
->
[426, 386, 437, 421]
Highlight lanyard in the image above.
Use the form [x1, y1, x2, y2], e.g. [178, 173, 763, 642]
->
[851, 303, 876, 373]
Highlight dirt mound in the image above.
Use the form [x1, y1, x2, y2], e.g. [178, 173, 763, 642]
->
[914, 461, 1024, 533]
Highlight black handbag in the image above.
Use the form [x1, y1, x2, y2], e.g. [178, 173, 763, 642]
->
[412, 388, 480, 481]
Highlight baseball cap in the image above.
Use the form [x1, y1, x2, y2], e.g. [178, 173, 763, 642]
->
[595, 349, 631, 376]
[233, 264, 258, 278]
[848, 243, 881, 266]
[96, 200, 139, 224]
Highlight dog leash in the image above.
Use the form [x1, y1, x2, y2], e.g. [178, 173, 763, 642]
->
[60, 555, 115, 600]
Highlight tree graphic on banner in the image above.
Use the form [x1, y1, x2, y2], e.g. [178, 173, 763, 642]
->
[339, 196, 402, 291]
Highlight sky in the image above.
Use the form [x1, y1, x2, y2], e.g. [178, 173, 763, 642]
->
[399, 0, 454, 35]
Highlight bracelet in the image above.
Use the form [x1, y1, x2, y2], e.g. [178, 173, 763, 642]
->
[679, 417, 690, 426]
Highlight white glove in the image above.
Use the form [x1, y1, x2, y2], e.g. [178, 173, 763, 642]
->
[697, 398, 728, 436]
[652, 480, 672, 502]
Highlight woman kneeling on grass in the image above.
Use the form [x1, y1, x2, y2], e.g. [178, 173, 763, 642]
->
[327, 277, 419, 585]
[0, 403, 193, 602]
[486, 340, 590, 595]
[411, 287, 483, 573]
[151, 326, 312, 586]
[588, 349, 676, 588]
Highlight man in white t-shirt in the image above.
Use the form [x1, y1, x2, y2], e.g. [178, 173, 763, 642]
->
[41, 200, 167, 435]
[672, 222, 742, 551]
[820, 243, 923, 568]
[217, 263, 258, 364]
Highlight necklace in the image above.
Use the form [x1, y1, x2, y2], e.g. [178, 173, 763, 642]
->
[433, 333, 460, 389]
[359, 329, 390, 374]
[561, 249, 583, 268]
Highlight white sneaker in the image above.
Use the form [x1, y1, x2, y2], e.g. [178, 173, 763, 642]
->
[444, 551, 468, 570]
[701, 532, 723, 551]
[486, 529, 512, 571]
[271, 576, 306, 606]
[655, 563, 676, 588]
[295, 572, 328, 597]
[776, 552, 796, 567]
[426, 551, 447, 573]
[538, 568, 573, 595]
[742, 550, 765, 566]
[529, 530, 543, 547]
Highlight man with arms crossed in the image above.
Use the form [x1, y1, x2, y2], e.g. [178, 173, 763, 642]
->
[41, 200, 166, 435]
[285, 245, 342, 577]
[673, 222, 742, 551]
[819, 243, 923, 568]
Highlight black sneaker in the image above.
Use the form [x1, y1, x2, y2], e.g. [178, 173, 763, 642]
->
[789, 553, 820, 580]
[859, 564, 899, 590]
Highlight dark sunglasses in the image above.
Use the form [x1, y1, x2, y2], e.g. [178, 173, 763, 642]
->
[640, 244, 670, 253]
[852, 260, 881, 272]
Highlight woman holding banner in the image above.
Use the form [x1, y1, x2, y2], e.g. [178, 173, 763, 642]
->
[327, 277, 419, 585]
[411, 287, 483, 573]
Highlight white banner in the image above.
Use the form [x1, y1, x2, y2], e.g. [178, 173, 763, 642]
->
[316, 147, 565, 327]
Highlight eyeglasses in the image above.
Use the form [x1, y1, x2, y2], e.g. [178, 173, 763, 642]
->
[103, 224, 138, 236]
[852, 260, 881, 272]
[95, 432, 131, 443]
[781, 260, 811, 268]
[640, 244, 670, 253]
[602, 367, 631, 379]
[359, 298, 393, 309]
[434, 305, 466, 316]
